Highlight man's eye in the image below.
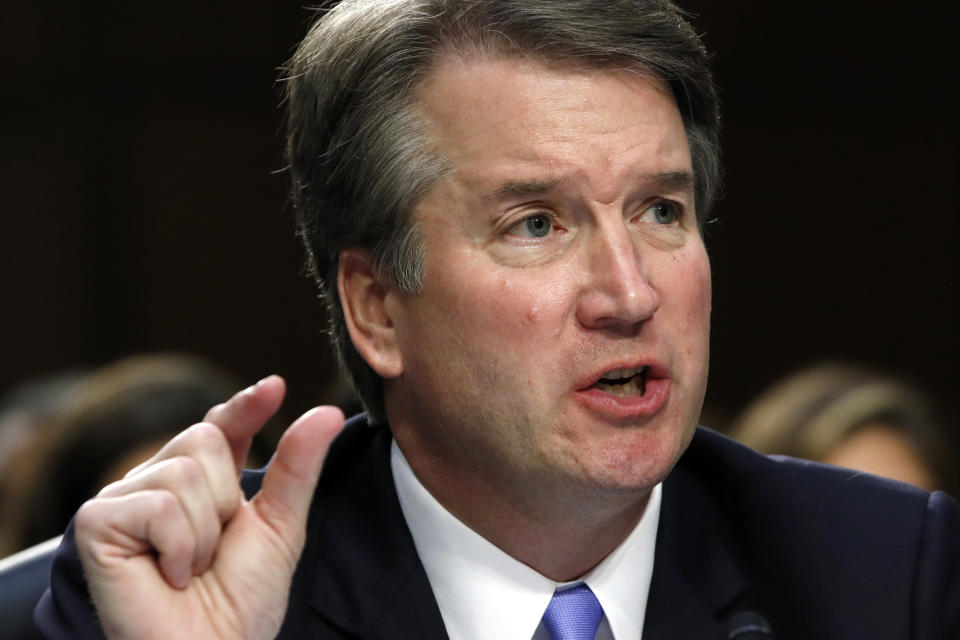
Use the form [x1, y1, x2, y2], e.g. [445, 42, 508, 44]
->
[512, 214, 553, 238]
[647, 202, 679, 225]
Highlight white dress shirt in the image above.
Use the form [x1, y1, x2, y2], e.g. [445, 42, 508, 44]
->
[391, 440, 661, 640]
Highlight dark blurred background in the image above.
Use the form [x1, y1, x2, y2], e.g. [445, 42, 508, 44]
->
[1, 1, 957, 430]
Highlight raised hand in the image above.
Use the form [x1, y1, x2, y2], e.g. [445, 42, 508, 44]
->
[73, 375, 344, 639]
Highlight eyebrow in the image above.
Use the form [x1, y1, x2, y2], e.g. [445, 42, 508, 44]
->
[485, 170, 694, 202]
[646, 170, 695, 192]
[485, 179, 563, 201]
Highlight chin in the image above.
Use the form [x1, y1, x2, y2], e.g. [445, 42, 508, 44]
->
[569, 432, 687, 494]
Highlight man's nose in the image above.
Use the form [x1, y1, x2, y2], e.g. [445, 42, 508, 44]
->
[576, 222, 659, 331]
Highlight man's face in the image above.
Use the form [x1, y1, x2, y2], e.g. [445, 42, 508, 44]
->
[383, 57, 711, 501]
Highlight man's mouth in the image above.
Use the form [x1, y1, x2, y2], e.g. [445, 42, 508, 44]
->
[576, 363, 669, 418]
[591, 366, 648, 397]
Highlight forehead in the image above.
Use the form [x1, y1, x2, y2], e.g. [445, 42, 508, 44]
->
[412, 55, 691, 197]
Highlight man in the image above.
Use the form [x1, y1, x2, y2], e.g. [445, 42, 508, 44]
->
[33, 1, 960, 638]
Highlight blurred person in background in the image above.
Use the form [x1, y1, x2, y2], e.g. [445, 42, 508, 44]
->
[729, 362, 960, 497]
[0, 353, 274, 558]
[0, 370, 87, 557]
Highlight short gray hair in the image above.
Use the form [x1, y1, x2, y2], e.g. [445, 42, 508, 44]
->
[284, 0, 721, 424]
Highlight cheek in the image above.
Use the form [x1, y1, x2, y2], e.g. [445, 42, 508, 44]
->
[689, 258, 712, 327]
[653, 246, 711, 365]
[467, 269, 574, 338]
[671, 246, 711, 323]
[683, 252, 712, 374]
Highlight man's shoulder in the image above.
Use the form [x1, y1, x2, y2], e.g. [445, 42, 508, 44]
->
[674, 425, 948, 539]
[680, 425, 935, 507]
[657, 426, 960, 638]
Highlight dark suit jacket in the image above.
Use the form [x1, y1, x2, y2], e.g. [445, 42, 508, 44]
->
[32, 415, 960, 639]
[0, 537, 58, 640]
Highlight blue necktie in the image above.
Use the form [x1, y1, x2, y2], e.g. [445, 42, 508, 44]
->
[541, 584, 604, 640]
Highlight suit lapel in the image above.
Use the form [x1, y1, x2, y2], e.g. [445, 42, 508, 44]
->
[303, 417, 449, 639]
[297, 421, 753, 639]
[643, 431, 752, 639]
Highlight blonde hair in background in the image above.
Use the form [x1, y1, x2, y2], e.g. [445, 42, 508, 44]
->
[730, 362, 959, 496]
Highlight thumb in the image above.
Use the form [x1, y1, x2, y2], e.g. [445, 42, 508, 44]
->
[252, 406, 345, 543]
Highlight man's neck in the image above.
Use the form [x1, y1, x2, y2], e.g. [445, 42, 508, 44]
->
[394, 431, 651, 582]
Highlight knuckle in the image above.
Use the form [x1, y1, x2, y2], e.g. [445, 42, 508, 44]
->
[213, 487, 241, 522]
[208, 386, 254, 421]
[74, 499, 104, 536]
[229, 385, 263, 414]
[204, 401, 228, 421]
[185, 421, 230, 454]
[172, 534, 196, 560]
[149, 490, 182, 520]
[166, 455, 204, 487]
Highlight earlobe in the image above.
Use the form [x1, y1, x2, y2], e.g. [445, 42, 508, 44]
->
[338, 249, 404, 378]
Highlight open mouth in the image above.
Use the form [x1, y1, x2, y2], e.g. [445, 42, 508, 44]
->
[591, 366, 648, 397]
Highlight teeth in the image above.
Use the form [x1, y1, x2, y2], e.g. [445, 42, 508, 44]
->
[595, 376, 645, 397]
[602, 366, 646, 381]
[591, 365, 649, 396]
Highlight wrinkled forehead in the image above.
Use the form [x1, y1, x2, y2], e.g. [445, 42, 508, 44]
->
[409, 54, 690, 207]
[412, 50, 683, 155]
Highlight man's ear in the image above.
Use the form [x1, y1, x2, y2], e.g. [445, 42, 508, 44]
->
[338, 248, 404, 379]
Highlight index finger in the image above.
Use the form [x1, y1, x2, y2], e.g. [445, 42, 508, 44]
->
[124, 375, 287, 482]
[203, 374, 287, 474]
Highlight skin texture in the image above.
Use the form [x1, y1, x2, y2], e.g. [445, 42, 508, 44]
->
[74, 377, 345, 639]
[343, 56, 712, 580]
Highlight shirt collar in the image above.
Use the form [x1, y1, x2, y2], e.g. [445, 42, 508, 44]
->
[391, 440, 661, 640]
